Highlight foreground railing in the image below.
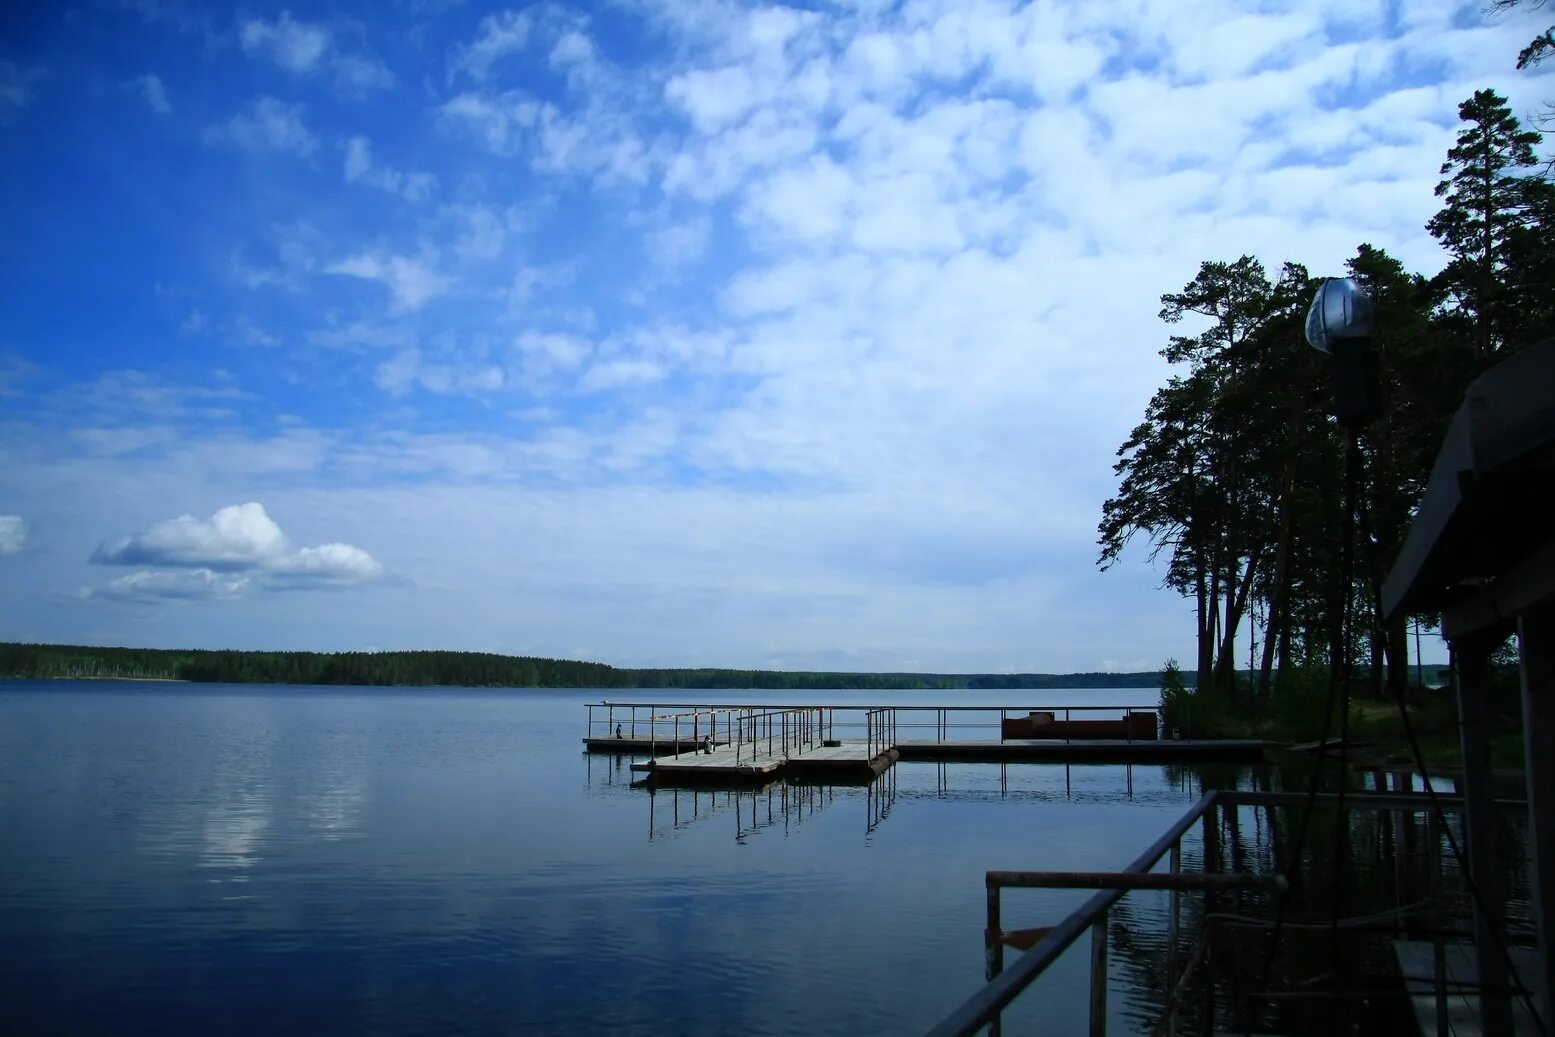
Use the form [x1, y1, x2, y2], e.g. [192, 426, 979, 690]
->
[928, 789, 1534, 1037]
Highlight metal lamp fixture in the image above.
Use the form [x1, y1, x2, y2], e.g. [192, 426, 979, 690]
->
[1305, 277, 1381, 427]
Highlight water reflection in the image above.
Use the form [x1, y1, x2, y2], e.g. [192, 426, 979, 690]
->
[200, 786, 270, 875]
[14, 682, 1308, 1037]
[584, 755, 1233, 846]
[639, 782, 854, 842]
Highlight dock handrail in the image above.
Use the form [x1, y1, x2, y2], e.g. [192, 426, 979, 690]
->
[588, 701, 1160, 748]
[926, 788, 1532, 1037]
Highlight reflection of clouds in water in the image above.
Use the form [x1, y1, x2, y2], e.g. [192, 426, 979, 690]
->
[200, 785, 270, 877]
[304, 766, 367, 841]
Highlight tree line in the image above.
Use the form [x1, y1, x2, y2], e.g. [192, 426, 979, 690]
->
[1099, 69, 1553, 707]
[0, 642, 1177, 690]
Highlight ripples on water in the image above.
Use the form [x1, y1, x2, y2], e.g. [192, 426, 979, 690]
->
[1, 682, 1260, 1035]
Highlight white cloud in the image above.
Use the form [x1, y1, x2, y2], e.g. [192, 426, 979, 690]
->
[93, 501, 290, 569]
[204, 97, 318, 156]
[0, 515, 26, 555]
[438, 90, 544, 153]
[666, 65, 756, 132]
[516, 331, 591, 370]
[88, 502, 384, 600]
[239, 11, 393, 96]
[551, 30, 596, 71]
[333, 54, 395, 96]
[373, 349, 505, 396]
[240, 11, 330, 73]
[645, 214, 712, 269]
[578, 358, 667, 392]
[130, 73, 172, 115]
[325, 252, 450, 310]
[0, 61, 43, 124]
[452, 10, 531, 80]
[342, 136, 437, 202]
[91, 569, 251, 603]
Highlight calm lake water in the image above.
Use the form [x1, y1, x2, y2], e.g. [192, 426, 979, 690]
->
[0, 681, 1264, 1035]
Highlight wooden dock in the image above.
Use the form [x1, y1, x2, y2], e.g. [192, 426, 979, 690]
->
[630, 740, 898, 785]
[586, 702, 1281, 787]
[1394, 940, 1541, 1035]
[584, 736, 726, 755]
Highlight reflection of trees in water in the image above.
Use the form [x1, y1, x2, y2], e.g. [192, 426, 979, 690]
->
[1103, 775, 1534, 1035]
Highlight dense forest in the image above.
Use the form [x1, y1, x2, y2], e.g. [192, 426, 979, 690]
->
[0, 642, 1173, 690]
[1099, 40, 1553, 713]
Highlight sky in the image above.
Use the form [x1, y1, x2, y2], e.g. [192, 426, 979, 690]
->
[0, 0, 1548, 672]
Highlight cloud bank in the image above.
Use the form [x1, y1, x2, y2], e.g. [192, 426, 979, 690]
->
[87, 503, 384, 601]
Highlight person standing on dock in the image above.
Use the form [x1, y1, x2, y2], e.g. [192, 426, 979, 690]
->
[615, 724, 622, 739]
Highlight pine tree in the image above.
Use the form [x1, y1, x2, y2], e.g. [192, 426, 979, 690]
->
[1426, 89, 1544, 358]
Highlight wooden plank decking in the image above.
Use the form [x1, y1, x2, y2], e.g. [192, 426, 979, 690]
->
[630, 739, 896, 784]
[1394, 940, 1541, 1035]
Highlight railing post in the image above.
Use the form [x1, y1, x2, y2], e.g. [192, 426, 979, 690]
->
[1089, 912, 1108, 1037]
[1166, 842, 1180, 1036]
[674, 715, 680, 759]
[1427, 812, 1447, 1036]
[986, 876, 1004, 975]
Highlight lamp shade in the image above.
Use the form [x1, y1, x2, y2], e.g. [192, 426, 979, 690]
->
[1305, 277, 1374, 353]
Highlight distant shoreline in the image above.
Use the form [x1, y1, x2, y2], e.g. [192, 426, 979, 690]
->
[1, 642, 1179, 691]
[30, 676, 193, 683]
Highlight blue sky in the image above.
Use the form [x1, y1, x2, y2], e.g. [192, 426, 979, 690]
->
[0, 0, 1547, 670]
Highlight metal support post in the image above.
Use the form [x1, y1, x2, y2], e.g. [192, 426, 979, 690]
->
[1089, 913, 1108, 1037]
[1453, 636, 1513, 1035]
[1166, 842, 1180, 1037]
[1520, 600, 1555, 1030]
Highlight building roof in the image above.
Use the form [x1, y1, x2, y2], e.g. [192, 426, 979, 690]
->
[1381, 338, 1555, 632]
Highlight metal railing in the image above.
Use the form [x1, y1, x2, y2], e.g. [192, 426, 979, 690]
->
[587, 702, 1160, 747]
[865, 707, 899, 759]
[927, 788, 1534, 1037]
[983, 870, 1287, 1037]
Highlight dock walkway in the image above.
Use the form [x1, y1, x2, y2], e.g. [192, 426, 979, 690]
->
[588, 701, 1279, 787]
[630, 739, 898, 784]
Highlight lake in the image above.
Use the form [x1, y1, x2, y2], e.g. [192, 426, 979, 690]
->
[0, 681, 1263, 1035]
